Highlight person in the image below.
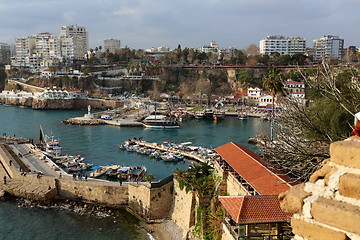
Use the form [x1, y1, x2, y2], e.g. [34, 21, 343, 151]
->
[3, 176, 6, 185]
[85, 174, 88, 181]
[9, 160, 12, 166]
[119, 178, 123, 186]
[59, 172, 62, 179]
[73, 173, 76, 180]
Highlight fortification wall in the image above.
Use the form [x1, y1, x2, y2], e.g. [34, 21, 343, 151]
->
[169, 179, 196, 239]
[57, 179, 128, 206]
[280, 136, 360, 239]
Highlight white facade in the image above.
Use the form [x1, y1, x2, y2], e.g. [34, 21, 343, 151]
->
[60, 25, 88, 56]
[12, 27, 88, 71]
[313, 35, 344, 61]
[104, 39, 121, 53]
[260, 36, 306, 55]
[258, 94, 275, 107]
[247, 87, 262, 105]
[284, 80, 305, 94]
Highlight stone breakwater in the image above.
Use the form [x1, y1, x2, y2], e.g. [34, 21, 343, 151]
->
[63, 118, 106, 125]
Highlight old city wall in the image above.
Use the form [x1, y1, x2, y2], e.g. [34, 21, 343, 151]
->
[127, 179, 174, 221]
[280, 136, 360, 239]
[56, 179, 128, 207]
[169, 179, 196, 239]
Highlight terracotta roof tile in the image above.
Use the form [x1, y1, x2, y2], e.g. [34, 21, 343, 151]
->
[215, 142, 295, 195]
[219, 195, 292, 224]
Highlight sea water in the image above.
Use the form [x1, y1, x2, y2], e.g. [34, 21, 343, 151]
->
[0, 104, 269, 239]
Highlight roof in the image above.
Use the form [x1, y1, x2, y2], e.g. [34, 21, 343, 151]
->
[285, 80, 304, 85]
[219, 195, 292, 224]
[215, 142, 295, 195]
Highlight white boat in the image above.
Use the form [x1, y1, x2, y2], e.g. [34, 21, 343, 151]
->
[238, 112, 248, 120]
[142, 114, 180, 129]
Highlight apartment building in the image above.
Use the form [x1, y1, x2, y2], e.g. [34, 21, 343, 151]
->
[0, 43, 11, 63]
[12, 25, 88, 71]
[259, 36, 306, 55]
[60, 25, 88, 56]
[103, 38, 121, 53]
[313, 35, 344, 61]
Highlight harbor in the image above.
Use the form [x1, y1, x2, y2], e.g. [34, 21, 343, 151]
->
[0, 104, 269, 239]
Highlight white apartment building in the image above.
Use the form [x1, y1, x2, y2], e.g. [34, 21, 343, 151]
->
[259, 36, 306, 55]
[60, 36, 83, 62]
[247, 87, 262, 105]
[313, 35, 344, 61]
[60, 25, 88, 56]
[104, 39, 121, 53]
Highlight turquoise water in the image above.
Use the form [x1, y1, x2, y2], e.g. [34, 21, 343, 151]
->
[0, 104, 269, 239]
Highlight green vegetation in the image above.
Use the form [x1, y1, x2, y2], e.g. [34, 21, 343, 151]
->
[262, 65, 360, 182]
[175, 163, 224, 240]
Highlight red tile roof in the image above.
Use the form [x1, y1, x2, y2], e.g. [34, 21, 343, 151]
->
[215, 142, 295, 195]
[219, 195, 292, 224]
[285, 80, 304, 85]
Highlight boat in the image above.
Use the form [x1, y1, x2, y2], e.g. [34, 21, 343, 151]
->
[116, 166, 147, 181]
[203, 109, 214, 119]
[213, 111, 225, 121]
[238, 112, 248, 120]
[194, 111, 205, 119]
[142, 114, 180, 129]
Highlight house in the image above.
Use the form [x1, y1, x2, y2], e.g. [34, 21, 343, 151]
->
[219, 195, 292, 239]
[213, 142, 296, 240]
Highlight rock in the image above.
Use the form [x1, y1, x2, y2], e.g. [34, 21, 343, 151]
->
[0, 190, 5, 198]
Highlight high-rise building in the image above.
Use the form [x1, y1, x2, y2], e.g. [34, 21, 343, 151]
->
[103, 39, 121, 53]
[259, 36, 306, 55]
[313, 35, 344, 61]
[60, 25, 88, 56]
[0, 43, 11, 63]
[12, 28, 87, 71]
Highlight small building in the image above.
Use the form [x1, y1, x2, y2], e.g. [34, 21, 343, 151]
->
[219, 195, 292, 239]
[213, 142, 296, 240]
[247, 87, 262, 106]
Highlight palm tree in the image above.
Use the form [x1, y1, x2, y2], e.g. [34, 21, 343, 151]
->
[263, 68, 284, 140]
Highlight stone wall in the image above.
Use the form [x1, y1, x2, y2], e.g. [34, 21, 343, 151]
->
[57, 179, 128, 206]
[279, 136, 360, 239]
[127, 181, 174, 221]
[169, 179, 196, 239]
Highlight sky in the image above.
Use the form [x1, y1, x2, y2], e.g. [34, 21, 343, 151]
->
[0, 0, 359, 50]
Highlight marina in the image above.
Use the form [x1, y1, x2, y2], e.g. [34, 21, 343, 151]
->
[120, 138, 217, 163]
[0, 104, 269, 239]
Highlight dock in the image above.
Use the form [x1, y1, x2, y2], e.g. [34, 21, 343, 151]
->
[130, 140, 212, 163]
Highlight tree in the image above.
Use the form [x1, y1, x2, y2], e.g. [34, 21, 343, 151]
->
[263, 68, 284, 140]
[262, 64, 360, 182]
[145, 173, 156, 183]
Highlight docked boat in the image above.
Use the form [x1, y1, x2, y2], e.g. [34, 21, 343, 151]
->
[203, 109, 214, 120]
[213, 111, 225, 121]
[142, 114, 180, 129]
[238, 112, 248, 120]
